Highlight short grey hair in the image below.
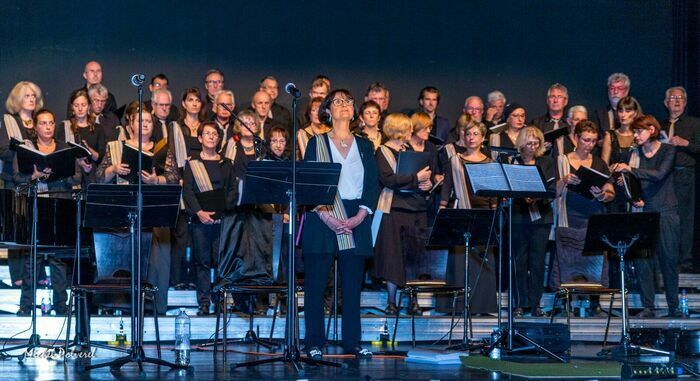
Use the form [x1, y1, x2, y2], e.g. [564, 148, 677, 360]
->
[665, 86, 687, 100]
[547, 83, 568, 98]
[151, 88, 172, 103]
[487, 90, 506, 105]
[607, 72, 630, 88]
[87, 83, 108, 98]
[214, 89, 236, 105]
[567, 105, 588, 119]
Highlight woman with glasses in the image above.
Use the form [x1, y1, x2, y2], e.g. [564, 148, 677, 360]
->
[512, 127, 555, 317]
[554, 120, 614, 314]
[182, 122, 237, 315]
[301, 89, 378, 360]
[489, 103, 526, 162]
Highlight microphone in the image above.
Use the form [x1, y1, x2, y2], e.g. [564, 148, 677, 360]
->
[130, 73, 145, 87]
[284, 83, 301, 98]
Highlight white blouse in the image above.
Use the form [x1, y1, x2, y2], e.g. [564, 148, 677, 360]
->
[329, 137, 364, 200]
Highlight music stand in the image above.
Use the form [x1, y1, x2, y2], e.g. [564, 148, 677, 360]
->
[584, 212, 669, 358]
[230, 160, 343, 371]
[465, 162, 565, 362]
[81, 183, 182, 371]
[427, 208, 495, 351]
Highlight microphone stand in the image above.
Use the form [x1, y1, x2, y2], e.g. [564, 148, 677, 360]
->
[85, 74, 184, 371]
[218, 104, 266, 161]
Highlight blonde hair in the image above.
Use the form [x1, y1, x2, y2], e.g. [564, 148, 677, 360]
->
[5, 81, 44, 114]
[455, 113, 486, 139]
[382, 113, 412, 141]
[515, 126, 546, 157]
[410, 111, 432, 136]
[233, 110, 261, 135]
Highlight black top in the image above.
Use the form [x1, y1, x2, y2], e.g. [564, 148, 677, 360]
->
[67, 87, 117, 119]
[631, 143, 677, 212]
[661, 114, 700, 167]
[57, 122, 107, 165]
[12, 139, 78, 195]
[559, 155, 611, 222]
[178, 119, 203, 159]
[182, 157, 238, 216]
[441, 153, 494, 209]
[0, 114, 35, 186]
[271, 102, 292, 133]
[511, 155, 555, 225]
[96, 112, 122, 142]
[607, 129, 634, 165]
[531, 113, 569, 134]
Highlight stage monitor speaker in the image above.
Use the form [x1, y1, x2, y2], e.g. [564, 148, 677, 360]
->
[500, 322, 570, 355]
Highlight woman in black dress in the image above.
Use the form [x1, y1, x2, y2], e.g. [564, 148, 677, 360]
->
[182, 122, 237, 315]
[179, 87, 205, 159]
[302, 89, 378, 360]
[61, 90, 106, 187]
[373, 113, 432, 315]
[489, 103, 526, 162]
[554, 121, 615, 295]
[13, 109, 78, 315]
[296, 97, 330, 159]
[611, 115, 680, 318]
[512, 126, 555, 317]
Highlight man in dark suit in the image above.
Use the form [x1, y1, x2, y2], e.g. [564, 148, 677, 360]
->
[202, 69, 225, 120]
[251, 90, 285, 153]
[259, 76, 292, 132]
[531, 83, 570, 133]
[88, 84, 121, 141]
[144, 74, 179, 122]
[594, 72, 630, 133]
[67, 61, 117, 119]
[416, 86, 450, 143]
[662, 86, 700, 273]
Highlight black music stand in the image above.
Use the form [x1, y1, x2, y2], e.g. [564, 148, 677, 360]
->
[230, 160, 343, 372]
[585, 212, 669, 359]
[465, 162, 565, 362]
[80, 183, 182, 371]
[427, 208, 495, 351]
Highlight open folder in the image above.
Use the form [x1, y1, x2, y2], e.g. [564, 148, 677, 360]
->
[13, 138, 81, 182]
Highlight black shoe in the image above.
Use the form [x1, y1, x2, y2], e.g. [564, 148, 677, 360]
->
[531, 307, 546, 317]
[409, 300, 421, 316]
[197, 304, 210, 316]
[513, 308, 524, 318]
[588, 305, 606, 318]
[16, 308, 31, 317]
[636, 308, 655, 318]
[306, 346, 323, 360]
[669, 309, 684, 318]
[353, 347, 373, 359]
[385, 303, 398, 315]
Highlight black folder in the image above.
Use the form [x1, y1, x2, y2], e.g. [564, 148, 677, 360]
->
[195, 188, 226, 220]
[397, 151, 432, 175]
[14, 141, 80, 182]
[543, 127, 568, 143]
[68, 141, 93, 159]
[567, 165, 609, 199]
[621, 172, 643, 202]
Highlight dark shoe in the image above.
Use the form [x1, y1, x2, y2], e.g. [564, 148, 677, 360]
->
[409, 300, 421, 316]
[197, 304, 210, 316]
[385, 303, 398, 315]
[669, 309, 684, 318]
[173, 283, 188, 291]
[636, 308, 655, 318]
[353, 347, 373, 359]
[531, 307, 546, 317]
[513, 308, 524, 318]
[306, 346, 323, 360]
[588, 305, 607, 318]
[16, 308, 31, 316]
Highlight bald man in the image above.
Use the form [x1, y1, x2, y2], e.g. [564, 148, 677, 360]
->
[67, 61, 117, 119]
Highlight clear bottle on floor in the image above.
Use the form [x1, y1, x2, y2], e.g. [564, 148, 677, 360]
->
[174, 308, 191, 367]
[679, 289, 689, 317]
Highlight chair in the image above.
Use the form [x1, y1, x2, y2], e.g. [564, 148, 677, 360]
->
[65, 230, 162, 357]
[549, 283, 620, 347]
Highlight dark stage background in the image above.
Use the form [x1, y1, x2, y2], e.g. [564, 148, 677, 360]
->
[0, 1, 678, 122]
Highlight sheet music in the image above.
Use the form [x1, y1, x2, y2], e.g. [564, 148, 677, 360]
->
[503, 164, 546, 192]
[465, 162, 509, 192]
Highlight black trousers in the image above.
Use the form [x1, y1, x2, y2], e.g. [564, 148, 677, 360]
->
[674, 168, 695, 270]
[20, 254, 67, 313]
[191, 222, 220, 305]
[170, 213, 192, 286]
[303, 252, 365, 352]
[633, 211, 680, 311]
[513, 223, 551, 311]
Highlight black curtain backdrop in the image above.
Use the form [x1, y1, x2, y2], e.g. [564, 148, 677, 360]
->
[0, 1, 675, 123]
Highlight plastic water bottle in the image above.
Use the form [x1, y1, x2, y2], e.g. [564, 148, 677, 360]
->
[40, 297, 50, 315]
[679, 289, 689, 317]
[174, 308, 191, 367]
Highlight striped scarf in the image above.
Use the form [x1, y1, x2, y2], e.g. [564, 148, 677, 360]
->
[316, 135, 355, 250]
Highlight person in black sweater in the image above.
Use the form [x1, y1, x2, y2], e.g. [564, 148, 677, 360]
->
[373, 113, 433, 315]
[182, 122, 238, 315]
[612, 115, 680, 318]
[512, 126, 555, 317]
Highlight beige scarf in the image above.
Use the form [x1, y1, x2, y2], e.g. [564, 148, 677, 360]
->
[316, 135, 355, 250]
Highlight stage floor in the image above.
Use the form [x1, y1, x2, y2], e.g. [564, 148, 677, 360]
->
[0, 342, 696, 380]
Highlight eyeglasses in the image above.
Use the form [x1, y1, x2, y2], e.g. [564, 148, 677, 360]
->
[465, 107, 484, 112]
[153, 102, 171, 107]
[667, 95, 686, 101]
[331, 99, 354, 106]
[525, 141, 541, 147]
[608, 85, 628, 92]
[464, 131, 482, 137]
[218, 103, 234, 108]
[206, 80, 223, 85]
[548, 95, 566, 100]
[270, 139, 286, 145]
